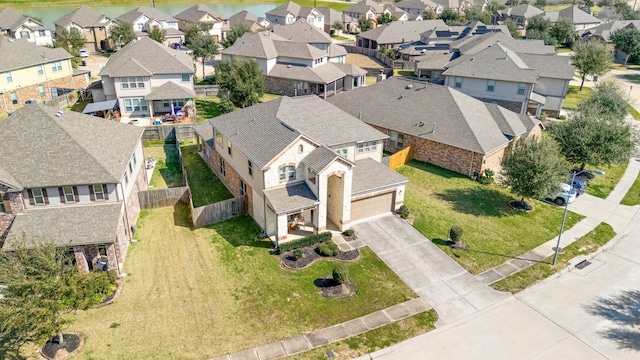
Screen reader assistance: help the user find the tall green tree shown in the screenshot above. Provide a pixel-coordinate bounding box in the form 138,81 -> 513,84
505,19 -> 521,39
609,26 -> 640,66
526,15 -> 552,33
440,8 -> 462,25
215,57 -> 265,108
463,7 -> 491,24
55,27 -> 86,54
109,20 -> 136,48
222,23 -> 251,48
377,13 -> 397,25
581,78 -> 629,120
148,25 -> 166,43
550,19 -> 576,47
190,34 -> 220,79
358,16 -> 374,32
571,40 -> 613,90
501,136 -> 569,209
423,9 -> 437,20
185,23 -> 214,46
486,0 -> 505,14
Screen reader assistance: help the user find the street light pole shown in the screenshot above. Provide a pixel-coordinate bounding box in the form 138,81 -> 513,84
629,85 -> 633,101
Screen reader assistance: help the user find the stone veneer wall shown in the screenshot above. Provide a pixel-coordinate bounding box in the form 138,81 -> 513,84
265,76 -> 319,97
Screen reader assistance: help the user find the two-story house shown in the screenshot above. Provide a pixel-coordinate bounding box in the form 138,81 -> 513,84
174,4 -> 230,43
0,7 -> 53,46
356,19 -> 446,49
266,1 -> 325,30
0,104 -> 147,274
97,37 -> 195,119
116,6 -> 184,45
229,10 -> 271,32
543,6 -> 601,30
53,6 -> 113,52
0,37 -> 89,116
193,96 -> 407,243
317,7 -> 358,34
396,0 -> 444,17
494,4 -> 544,29
344,0 -> 384,26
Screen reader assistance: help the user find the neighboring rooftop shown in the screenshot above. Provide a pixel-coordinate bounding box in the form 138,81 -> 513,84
221,31 -> 285,59
174,3 -> 228,22
0,37 -> 70,72
358,20 -> 446,45
543,6 -> 600,25
117,6 -> 177,24
451,31 -> 555,55
272,19 -> 332,44
344,0 -> 384,14
498,4 -> 544,19
580,20 -> 640,42
0,6 -> 47,31
53,6 -> 109,28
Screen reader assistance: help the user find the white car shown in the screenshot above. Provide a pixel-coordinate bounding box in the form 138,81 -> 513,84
551,183 -> 577,206
79,49 -> 89,58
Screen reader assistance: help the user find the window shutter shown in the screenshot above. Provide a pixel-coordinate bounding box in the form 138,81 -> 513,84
58,187 -> 65,203
27,189 -> 34,205
43,188 -> 49,205
73,186 -> 79,202
103,184 -> 109,200
89,185 -> 95,201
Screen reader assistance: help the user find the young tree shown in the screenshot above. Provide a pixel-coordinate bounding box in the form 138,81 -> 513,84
377,13 -> 398,25
423,9 -> 437,20
222,23 -> 251,48
333,20 -> 344,31
185,23 -> 214,47
501,136 -> 569,209
609,27 -> 640,66
464,7 -> 491,24
215,57 -> 265,108
505,19 -> 521,39
526,28 -> 558,45
148,25 -> 166,43
486,0 -> 505,14
190,34 -> 220,79
440,8 -> 462,25
581,78 -> 629,119
358,16 -> 374,32
550,19 -> 576,47
109,20 -> 136,48
526,15 -> 552,33
55,27 -> 86,54
571,40 -> 613,90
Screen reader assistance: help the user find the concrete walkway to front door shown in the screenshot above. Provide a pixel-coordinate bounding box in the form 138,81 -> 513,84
350,215 -> 510,326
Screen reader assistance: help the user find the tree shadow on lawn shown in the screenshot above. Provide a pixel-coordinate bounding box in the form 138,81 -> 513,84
172,204 -> 193,228
405,160 -> 469,180
435,187 -> 516,217
584,290 -> 640,351
431,238 -> 548,264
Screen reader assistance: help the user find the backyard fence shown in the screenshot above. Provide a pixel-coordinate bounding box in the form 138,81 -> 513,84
142,125 -> 196,142
44,90 -> 80,109
192,197 -> 246,228
195,85 -> 219,97
388,145 -> 415,170
341,45 -> 412,70
139,187 -> 190,209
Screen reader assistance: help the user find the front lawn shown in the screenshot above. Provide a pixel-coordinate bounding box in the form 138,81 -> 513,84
180,143 -> 232,206
397,161 -> 584,275
621,171 -> 640,206
584,162 -> 628,199
562,85 -> 593,110
68,208 -> 416,359
143,143 -> 185,189
623,74 -> 640,82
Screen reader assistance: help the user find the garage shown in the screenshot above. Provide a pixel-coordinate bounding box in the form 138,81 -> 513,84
350,192 -> 395,222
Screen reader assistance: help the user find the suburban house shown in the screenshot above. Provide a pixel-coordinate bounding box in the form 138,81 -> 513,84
317,7 -> 358,34
396,0 -> 444,17
543,6 -> 601,30
229,10 -> 271,32
344,0 -> 385,26
494,4 -> 544,29
53,6 -> 113,52
221,28 -> 366,97
0,104 -> 146,274
356,20 -> 447,49
193,96 -> 408,243
0,7 -> 53,46
329,77 -> 542,177
580,20 -> 640,42
0,37 -> 89,116
266,1 -> 325,30
96,37 -> 195,119
116,6 -> 185,45
174,3 -> 230,43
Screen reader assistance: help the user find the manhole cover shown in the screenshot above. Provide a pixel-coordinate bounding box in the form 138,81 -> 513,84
575,260 -> 591,270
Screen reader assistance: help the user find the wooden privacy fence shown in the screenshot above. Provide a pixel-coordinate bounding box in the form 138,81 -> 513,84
142,125 -> 196,142
342,45 -> 412,70
194,85 -> 219,97
192,197 -> 246,228
139,187 -> 190,209
388,145 -> 415,170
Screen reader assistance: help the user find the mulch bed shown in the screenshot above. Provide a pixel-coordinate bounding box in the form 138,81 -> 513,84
280,246 -> 360,270
40,333 -> 82,360
315,278 -> 357,298
341,233 -> 359,242
95,279 -> 123,308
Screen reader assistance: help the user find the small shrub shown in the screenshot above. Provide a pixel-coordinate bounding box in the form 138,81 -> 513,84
293,248 -> 303,260
478,168 -> 495,185
397,205 -> 410,219
317,241 -> 339,257
277,232 -> 332,252
110,322 -> 120,329
343,229 -> 355,237
218,96 -> 235,114
332,264 -> 349,284
558,115 -> 566,120
450,226 -> 464,242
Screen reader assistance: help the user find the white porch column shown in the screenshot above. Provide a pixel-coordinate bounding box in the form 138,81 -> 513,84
276,213 -> 288,242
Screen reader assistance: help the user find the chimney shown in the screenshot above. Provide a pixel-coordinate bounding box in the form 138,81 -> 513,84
376,68 -> 386,83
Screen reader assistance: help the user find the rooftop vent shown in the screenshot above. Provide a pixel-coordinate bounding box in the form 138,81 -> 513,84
287,64 -> 292,68
55,110 -> 64,117
406,84 -> 413,89
417,121 -> 426,127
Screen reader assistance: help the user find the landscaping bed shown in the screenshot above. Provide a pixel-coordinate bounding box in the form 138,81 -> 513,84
280,246 -> 360,269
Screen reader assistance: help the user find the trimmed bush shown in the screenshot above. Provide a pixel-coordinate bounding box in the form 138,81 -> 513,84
449,226 -> 463,242
332,264 -> 349,284
293,249 -> 303,260
478,168 -> 495,185
277,232 -> 332,252
318,241 -> 339,257
397,205 -> 410,219
343,229 -> 355,237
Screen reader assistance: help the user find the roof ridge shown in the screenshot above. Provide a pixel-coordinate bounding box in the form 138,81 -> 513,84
447,88 -> 487,153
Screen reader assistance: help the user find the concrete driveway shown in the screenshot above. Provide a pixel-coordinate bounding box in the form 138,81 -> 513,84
351,215 -> 509,326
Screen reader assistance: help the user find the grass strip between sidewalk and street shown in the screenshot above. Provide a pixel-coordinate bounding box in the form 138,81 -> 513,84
490,222 -> 616,294
585,162 -> 629,199
621,172 -> 640,206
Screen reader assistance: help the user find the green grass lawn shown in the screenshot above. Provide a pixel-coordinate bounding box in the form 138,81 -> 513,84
143,143 -> 185,189
491,222 -> 615,293
195,97 -> 221,124
584,162 -> 629,199
397,161 -> 584,275
556,47 -> 573,53
621,171 -> 640,206
68,207 -> 417,359
624,74 -> 640,82
394,69 -> 415,77
562,85 -> 593,110
331,35 -> 352,41
627,103 -> 640,120
180,144 -> 233,207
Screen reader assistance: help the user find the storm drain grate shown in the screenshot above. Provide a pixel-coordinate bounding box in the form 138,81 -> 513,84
575,260 -> 592,270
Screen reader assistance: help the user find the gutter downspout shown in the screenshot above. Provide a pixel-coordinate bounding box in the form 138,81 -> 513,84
468,151 -> 475,178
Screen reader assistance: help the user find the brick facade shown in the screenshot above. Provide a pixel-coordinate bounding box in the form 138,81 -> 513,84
265,76 -> 319,97
0,185 -> 25,239
1,74 -> 89,115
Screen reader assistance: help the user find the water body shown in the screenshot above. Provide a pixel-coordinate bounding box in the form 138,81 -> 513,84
21,3 -> 274,31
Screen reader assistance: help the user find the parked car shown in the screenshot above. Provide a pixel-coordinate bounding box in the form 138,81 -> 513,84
79,49 -> 89,58
162,114 -> 177,122
547,183 -> 577,206
571,176 -> 588,195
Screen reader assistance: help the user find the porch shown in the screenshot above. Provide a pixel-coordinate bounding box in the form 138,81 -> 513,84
264,182 -> 321,245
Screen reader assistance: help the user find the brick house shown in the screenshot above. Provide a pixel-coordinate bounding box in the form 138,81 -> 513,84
0,104 -> 147,274
53,6 -> 114,52
174,4 -> 230,43
0,37 -> 89,116
0,7 -> 54,46
193,96 -> 407,243
329,77 -> 542,177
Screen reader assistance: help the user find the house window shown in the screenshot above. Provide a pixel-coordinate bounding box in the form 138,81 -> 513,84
32,188 -> 45,204
181,73 -> 190,82
279,165 -> 295,181
10,92 -> 17,105
219,158 -> 226,176
62,186 -> 75,202
307,167 -> 316,184
163,100 -> 170,107
240,180 -> 247,196
132,153 -> 137,166
121,77 -> 145,89
298,144 -> 303,153
433,71 -> 441,80
172,99 -> 185,107
37,65 -> 44,76
454,77 -> 463,88
337,148 -> 347,158
124,172 -> 129,185
39,30 -> 46,36
5,71 -> 12,82
38,85 -> 45,97
487,80 -> 495,92
248,160 -> 253,177
357,141 -> 377,153
98,245 -> 108,257
85,27 -> 92,34
0,200 -> 5,213
20,31 -> 29,39
227,140 -> 232,156
51,61 -> 62,72
215,130 -> 222,148
124,98 -> 148,112
390,131 -> 404,148
93,184 -> 105,200
297,81 -> 308,91
128,162 -> 133,175
517,83 -> 527,95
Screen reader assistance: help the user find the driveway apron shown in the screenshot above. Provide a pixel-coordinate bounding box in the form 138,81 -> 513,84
352,215 -> 510,326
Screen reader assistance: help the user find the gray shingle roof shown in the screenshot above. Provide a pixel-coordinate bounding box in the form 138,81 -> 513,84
267,1 -> 303,17
274,40 -> 326,60
518,53 -> 574,80
396,0 -> 432,11
174,4 -> 227,23
0,36 -> 71,72
221,31 -> 284,59
451,31 -> 554,55
0,104 -> 143,189
329,43 -> 348,58
193,123 -> 214,148
485,103 -> 528,137
317,7 -> 354,24
502,4 -> 544,18
332,62 -> 368,76
272,19 -> 332,44
357,20 -> 446,45
229,10 -> 270,30
53,6 -> 110,28
3,202 -> 123,249
98,37 -> 193,77
145,81 -> 195,100
264,182 -> 318,214
208,96 -> 386,169
117,6 -> 177,24
268,62 -> 346,83
415,51 -> 455,69
544,6 -> 600,25
0,7 -> 48,31
581,20 -> 640,42
328,77 -> 515,154
345,0 -> 384,15
302,145 -> 343,173
351,158 -> 408,195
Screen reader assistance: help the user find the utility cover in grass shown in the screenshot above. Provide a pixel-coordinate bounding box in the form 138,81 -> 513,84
41,333 -> 81,360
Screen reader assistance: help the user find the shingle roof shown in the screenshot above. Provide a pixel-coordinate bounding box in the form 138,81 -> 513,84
415,51 -> 454,69
117,6 -> 177,24
0,37 -> 71,72
268,63 -> 347,85
451,31 -> 554,55
502,4 -> 544,18
357,20 -> 446,45
317,7 -> 354,24
174,3 -> 227,23
485,103 -> 528,137
345,0 -> 384,14
0,104 -> 143,189
273,40 -> 326,60
267,1 -> 303,17
329,77 -> 516,154
145,81 -> 195,100
98,37 -> 193,77
3,203 -> 123,249
229,10 -> 270,30
581,20 -> 640,42
545,6 -> 600,25
0,7 -> 41,31
302,145 -> 343,173
332,62 -> 368,76
193,123 -> 214,148
396,0 -> 432,11
351,158 -> 408,195
329,43 -> 348,58
53,6 -> 109,28
263,182 -> 318,214
208,96 -> 386,169
221,31 -> 283,59
518,53 -> 574,80
272,19 -> 332,44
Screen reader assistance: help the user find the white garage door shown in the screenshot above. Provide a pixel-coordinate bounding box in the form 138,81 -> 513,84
350,192 -> 394,222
